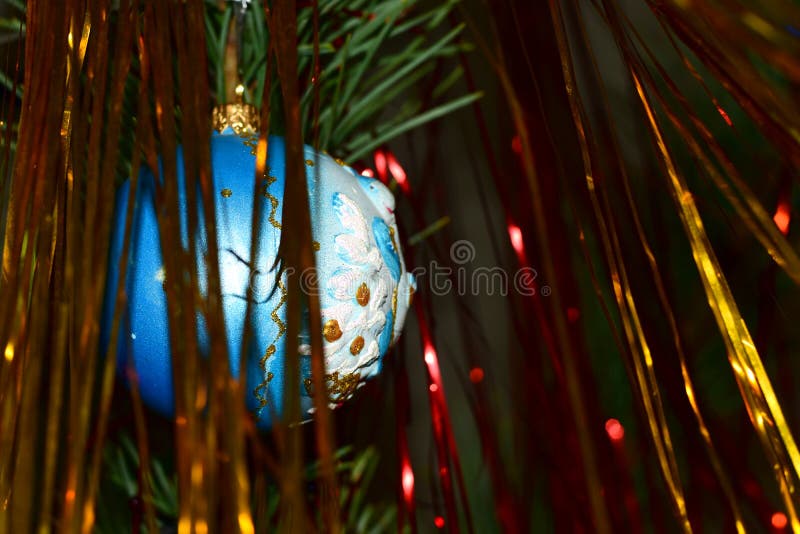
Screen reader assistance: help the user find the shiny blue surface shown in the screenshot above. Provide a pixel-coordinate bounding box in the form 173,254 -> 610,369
102,132 -> 414,428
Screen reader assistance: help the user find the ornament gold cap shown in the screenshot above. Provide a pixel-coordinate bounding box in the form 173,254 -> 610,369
212,103 -> 260,136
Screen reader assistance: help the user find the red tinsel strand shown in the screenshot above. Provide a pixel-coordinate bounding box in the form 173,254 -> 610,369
385,151 -> 410,195
396,360 -> 418,534
447,24 -> 592,520
504,216 -> 564,383
773,199 -> 791,235
374,148 -> 389,185
378,148 -> 478,532
372,148 -> 410,195
414,298 -> 464,533
605,419 -> 643,530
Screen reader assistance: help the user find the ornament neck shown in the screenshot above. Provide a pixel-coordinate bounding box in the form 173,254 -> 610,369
212,103 -> 260,136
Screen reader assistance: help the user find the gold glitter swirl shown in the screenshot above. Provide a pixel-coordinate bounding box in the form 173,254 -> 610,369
390,287 -> 398,346
384,227 -> 401,344
242,133 -> 258,156
260,175 -> 282,229
271,280 -> 288,344
253,279 -> 288,410
259,345 -> 276,368
303,372 -> 362,404
254,345 -> 276,410
329,372 -> 361,401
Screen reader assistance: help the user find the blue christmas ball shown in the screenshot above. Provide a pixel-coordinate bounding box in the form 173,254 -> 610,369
102,126 -> 414,428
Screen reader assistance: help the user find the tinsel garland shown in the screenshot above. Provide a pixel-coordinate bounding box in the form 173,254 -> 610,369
2,0 -> 800,532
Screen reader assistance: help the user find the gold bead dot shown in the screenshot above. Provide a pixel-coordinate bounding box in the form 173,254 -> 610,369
221,188 -> 232,198
356,283 -> 370,307
305,159 -> 314,166
312,241 -> 321,251
323,319 -> 342,342
350,336 -> 365,355
334,158 -> 346,166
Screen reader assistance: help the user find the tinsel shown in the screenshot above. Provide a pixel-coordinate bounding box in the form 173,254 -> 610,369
2,0 -> 800,532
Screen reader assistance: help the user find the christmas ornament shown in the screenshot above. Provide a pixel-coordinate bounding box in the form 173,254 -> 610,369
102,104 -> 415,428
